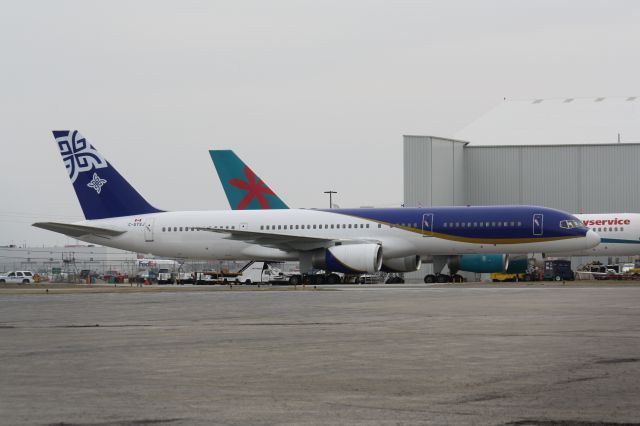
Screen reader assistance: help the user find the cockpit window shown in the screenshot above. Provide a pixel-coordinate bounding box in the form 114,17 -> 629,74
560,219 -> 584,229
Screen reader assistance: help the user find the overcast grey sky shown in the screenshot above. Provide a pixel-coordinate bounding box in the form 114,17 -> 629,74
1,0 -> 639,246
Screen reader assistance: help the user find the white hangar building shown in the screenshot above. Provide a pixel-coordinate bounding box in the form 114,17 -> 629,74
404,97 -> 640,275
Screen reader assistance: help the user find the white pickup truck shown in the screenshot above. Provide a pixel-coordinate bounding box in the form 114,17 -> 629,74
0,271 -> 35,284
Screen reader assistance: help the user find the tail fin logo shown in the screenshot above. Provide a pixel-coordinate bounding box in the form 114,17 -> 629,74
56,130 -> 108,183
87,172 -> 107,194
228,165 -> 276,209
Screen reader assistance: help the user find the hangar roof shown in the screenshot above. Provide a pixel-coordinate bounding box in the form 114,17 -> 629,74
455,97 -> 640,146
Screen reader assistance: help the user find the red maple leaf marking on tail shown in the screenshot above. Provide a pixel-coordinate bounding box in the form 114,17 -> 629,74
228,166 -> 275,209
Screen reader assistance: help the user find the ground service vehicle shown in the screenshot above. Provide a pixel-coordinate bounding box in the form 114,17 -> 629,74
235,262 -> 292,284
491,272 -> 526,282
0,271 -> 35,284
542,260 -> 574,281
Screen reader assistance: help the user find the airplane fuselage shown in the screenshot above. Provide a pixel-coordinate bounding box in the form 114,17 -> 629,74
74,206 -> 599,261
555,213 -> 640,256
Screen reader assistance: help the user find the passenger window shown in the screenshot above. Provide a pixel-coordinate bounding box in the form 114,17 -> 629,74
260,226 -> 264,230
473,222 -> 477,227
330,224 -> 334,229
348,224 -> 352,229
614,227 -> 618,232
461,223 -> 466,228
510,221 -> 515,226
455,222 -> 460,227
360,224 -> 364,228
162,227 -> 166,232
180,227 -> 183,231
497,222 -> 502,227
278,225 -> 282,230
517,221 -> 522,227
17,272 -> 23,277
609,227 -> 613,232
174,227 -> 177,231
621,227 -> 624,231
444,223 -> 448,228
378,224 -> 382,228
313,225 -> 316,229
479,222 -> 484,227
366,224 -> 370,228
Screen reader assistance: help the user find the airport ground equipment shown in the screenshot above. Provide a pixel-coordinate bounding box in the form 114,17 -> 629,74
542,259 -> 575,281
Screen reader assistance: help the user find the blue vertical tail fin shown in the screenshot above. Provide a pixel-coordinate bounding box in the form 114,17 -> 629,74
53,130 -> 162,220
209,150 -> 289,210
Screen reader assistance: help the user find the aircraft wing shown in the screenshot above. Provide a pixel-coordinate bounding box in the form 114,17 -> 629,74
32,222 -> 126,239
195,227 -> 376,251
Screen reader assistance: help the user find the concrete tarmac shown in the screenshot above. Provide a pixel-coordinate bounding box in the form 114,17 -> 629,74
1,285 -> 640,425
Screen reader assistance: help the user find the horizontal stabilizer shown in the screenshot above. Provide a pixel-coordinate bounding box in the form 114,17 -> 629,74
32,222 -> 125,239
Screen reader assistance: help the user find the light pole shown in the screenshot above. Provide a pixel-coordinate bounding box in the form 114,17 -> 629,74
324,190 -> 337,208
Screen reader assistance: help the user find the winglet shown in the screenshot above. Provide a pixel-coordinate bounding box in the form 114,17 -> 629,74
209,150 -> 289,210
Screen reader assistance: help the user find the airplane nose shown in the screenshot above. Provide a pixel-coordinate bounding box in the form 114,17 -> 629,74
585,229 -> 601,248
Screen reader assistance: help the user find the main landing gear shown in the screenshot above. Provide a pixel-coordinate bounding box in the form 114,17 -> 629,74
424,274 -> 464,284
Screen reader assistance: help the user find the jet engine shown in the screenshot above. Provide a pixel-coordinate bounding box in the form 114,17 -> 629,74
311,244 -> 383,274
381,255 -> 422,273
447,254 -> 529,274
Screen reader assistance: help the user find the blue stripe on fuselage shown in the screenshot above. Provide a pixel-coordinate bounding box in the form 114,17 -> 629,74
321,206 -> 587,241
601,238 -> 640,245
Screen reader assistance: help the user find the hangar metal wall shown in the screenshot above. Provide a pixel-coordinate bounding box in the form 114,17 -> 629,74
403,135 -> 466,208
464,143 -> 640,213
405,136 -> 640,215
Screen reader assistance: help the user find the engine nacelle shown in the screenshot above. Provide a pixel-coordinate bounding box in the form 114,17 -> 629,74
505,256 -> 528,273
447,254 -> 529,274
312,244 -> 382,273
448,254 -> 508,273
381,255 -> 422,273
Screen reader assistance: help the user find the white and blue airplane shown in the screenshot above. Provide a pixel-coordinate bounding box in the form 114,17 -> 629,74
33,131 -> 600,284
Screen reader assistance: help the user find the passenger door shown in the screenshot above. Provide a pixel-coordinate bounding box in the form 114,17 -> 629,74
422,213 -> 434,237
144,219 -> 154,242
533,213 -> 543,236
